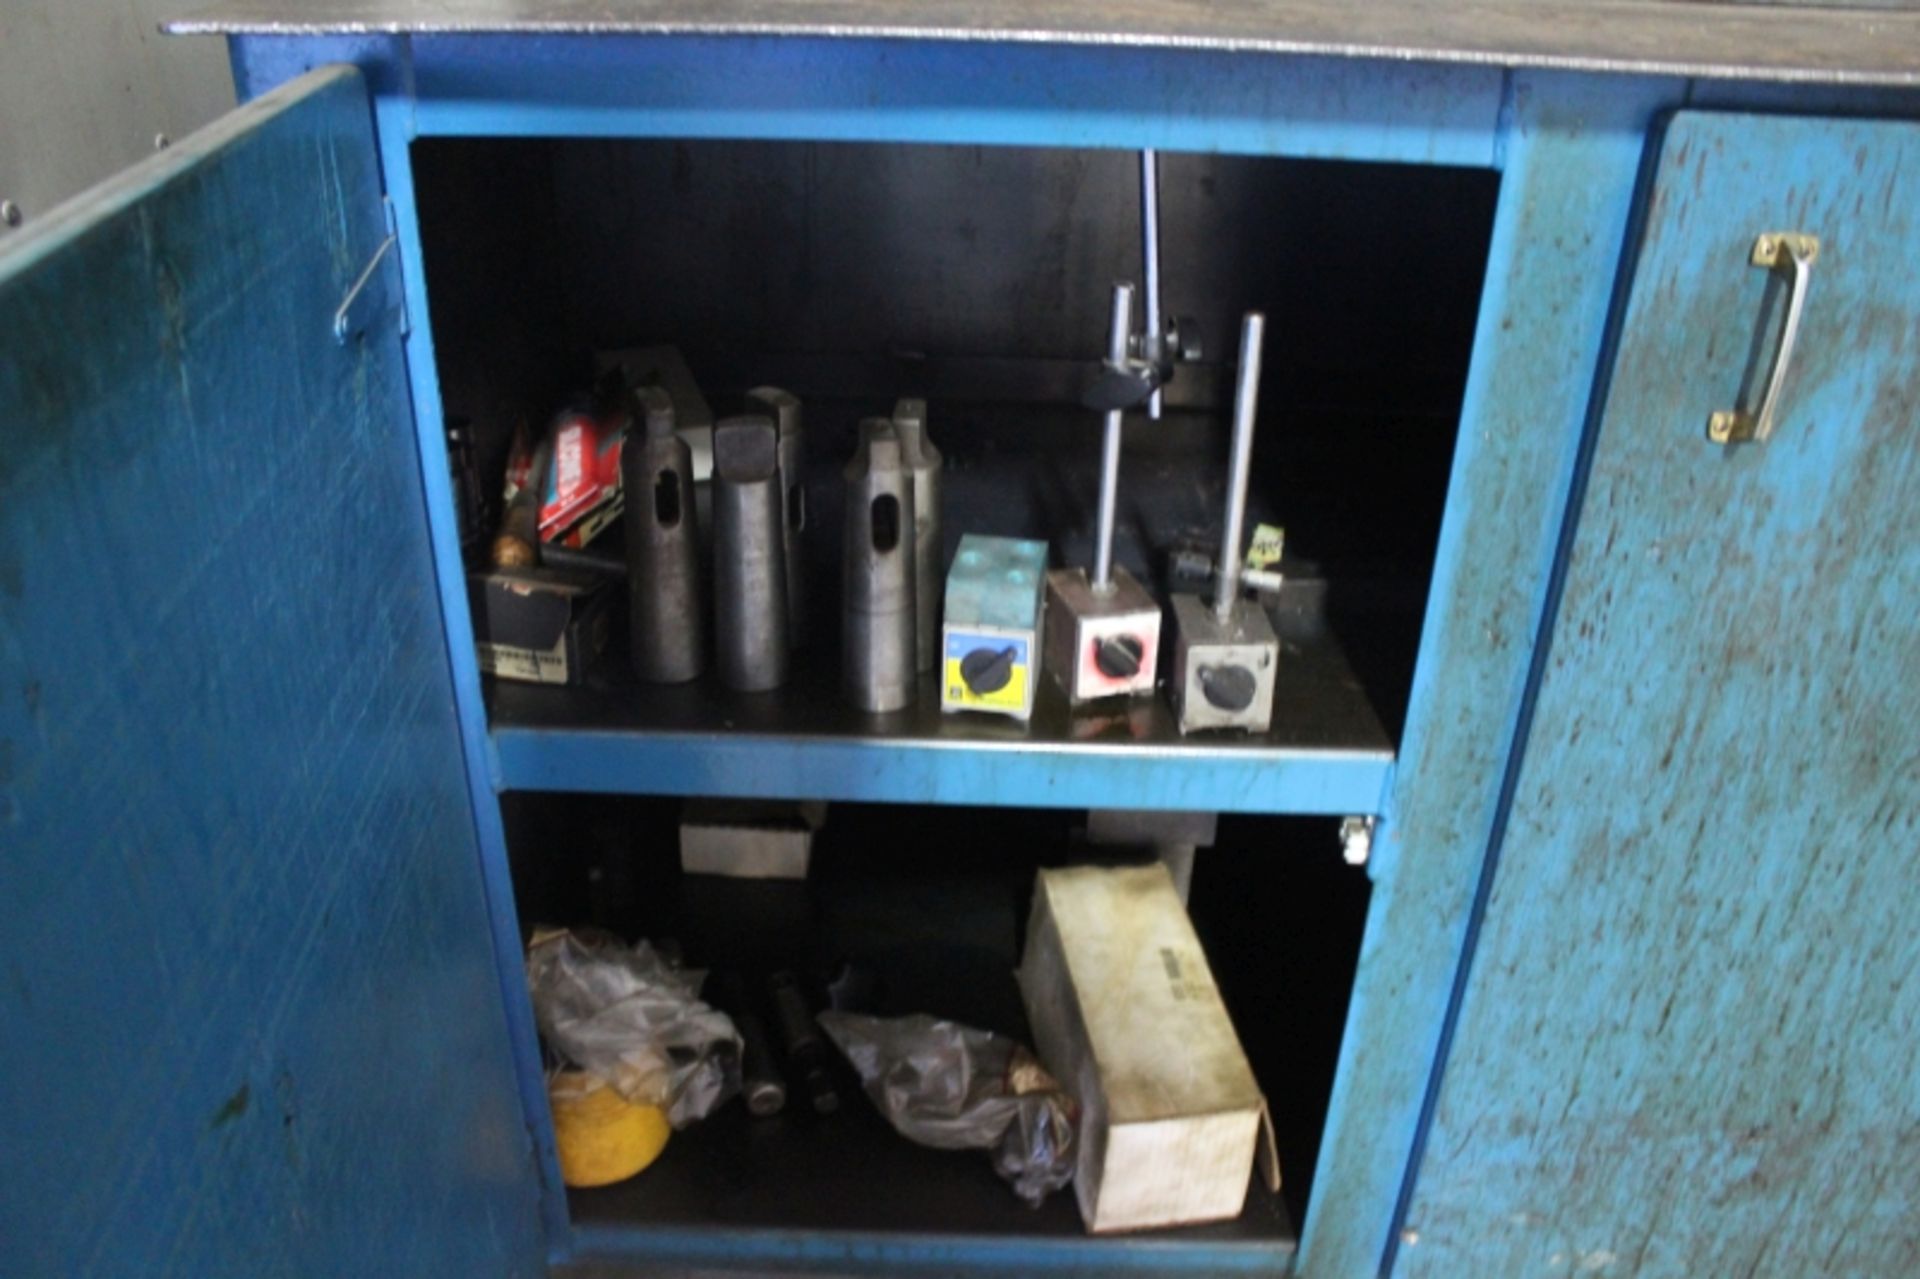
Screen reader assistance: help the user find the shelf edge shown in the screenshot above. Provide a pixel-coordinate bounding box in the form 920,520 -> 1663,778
565,1221 -> 1297,1274
492,726 -> 1393,815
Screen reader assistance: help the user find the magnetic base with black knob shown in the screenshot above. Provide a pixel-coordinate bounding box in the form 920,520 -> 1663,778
960,645 -> 1018,695
1043,566 -> 1162,705
940,534 -> 1049,721
1198,662 -> 1260,713
1094,633 -> 1145,680
1169,592 -> 1278,734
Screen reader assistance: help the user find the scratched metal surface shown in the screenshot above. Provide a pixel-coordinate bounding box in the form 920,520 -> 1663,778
0,67 -> 546,1275
1292,73 -> 1675,1279
163,0 -> 1920,86
218,34 -> 1678,1272
1399,113 -> 1920,1276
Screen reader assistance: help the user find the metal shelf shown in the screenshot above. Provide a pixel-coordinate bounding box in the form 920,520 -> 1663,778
487,400 -> 1404,814
488,585 -> 1391,814
552,827 -> 1300,1273
562,1099 -> 1294,1274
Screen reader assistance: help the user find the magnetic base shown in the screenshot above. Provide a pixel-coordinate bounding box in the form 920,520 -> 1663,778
1044,567 -> 1162,704
1170,594 -> 1278,734
941,623 -> 1039,720
942,536 -> 1049,720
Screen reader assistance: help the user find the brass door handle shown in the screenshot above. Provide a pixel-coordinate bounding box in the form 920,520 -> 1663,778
1708,232 -> 1819,444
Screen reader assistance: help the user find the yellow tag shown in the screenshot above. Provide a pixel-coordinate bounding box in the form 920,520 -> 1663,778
944,654 -> 1030,712
942,631 -> 1032,715
1246,523 -> 1286,570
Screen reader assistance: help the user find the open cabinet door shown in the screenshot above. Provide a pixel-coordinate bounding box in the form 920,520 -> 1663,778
1395,113 -> 1920,1275
0,67 -> 547,1275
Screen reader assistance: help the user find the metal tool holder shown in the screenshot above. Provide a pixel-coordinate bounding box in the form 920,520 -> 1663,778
941,534 -> 1049,721
624,384 -> 707,683
712,415 -> 791,692
1044,281 -> 1164,705
1170,312 -> 1280,734
890,397 -> 943,673
842,418 -> 918,713
745,386 -> 808,647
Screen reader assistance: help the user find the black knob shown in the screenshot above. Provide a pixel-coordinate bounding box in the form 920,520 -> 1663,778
1168,314 -> 1204,363
960,646 -> 1016,695
1095,634 -> 1144,679
1199,663 -> 1258,712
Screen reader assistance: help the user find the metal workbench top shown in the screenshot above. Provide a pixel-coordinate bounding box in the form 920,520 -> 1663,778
167,0 -> 1920,87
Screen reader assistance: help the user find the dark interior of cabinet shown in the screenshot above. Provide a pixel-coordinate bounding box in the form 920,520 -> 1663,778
413,138 -> 1496,741
505,795 -> 1369,1249
417,138 -> 1494,1255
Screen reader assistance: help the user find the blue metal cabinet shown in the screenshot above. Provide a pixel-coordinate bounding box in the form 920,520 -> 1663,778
6,22 -> 1920,1279
1392,112 -> 1920,1277
198,41 -> 1677,1273
0,67 -> 548,1276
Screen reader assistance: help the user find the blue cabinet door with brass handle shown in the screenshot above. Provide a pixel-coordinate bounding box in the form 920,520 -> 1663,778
1396,111 -> 1920,1277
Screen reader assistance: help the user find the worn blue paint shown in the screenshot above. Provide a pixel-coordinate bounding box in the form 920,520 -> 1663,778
228,32 -> 576,1255
208,30 -> 1920,1279
1298,71 -> 1681,1279
229,31 -> 413,102
409,35 -> 1504,164
1399,112 -> 1920,1277
218,32 -> 1649,1277
493,725 -> 1391,815
1372,85 -> 1677,1279
0,67 -> 544,1276
571,1222 -> 1290,1273
374,67 -> 579,1260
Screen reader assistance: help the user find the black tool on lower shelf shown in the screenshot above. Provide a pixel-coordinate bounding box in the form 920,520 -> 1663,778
710,971 -> 787,1118
768,969 -> 841,1116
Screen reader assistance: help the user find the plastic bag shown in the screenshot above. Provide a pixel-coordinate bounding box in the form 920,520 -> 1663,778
525,929 -> 740,1128
818,1011 -> 1076,1206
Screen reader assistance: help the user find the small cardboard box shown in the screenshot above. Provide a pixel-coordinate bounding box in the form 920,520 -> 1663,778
680,800 -> 828,880
1018,863 -> 1279,1233
469,568 -> 615,686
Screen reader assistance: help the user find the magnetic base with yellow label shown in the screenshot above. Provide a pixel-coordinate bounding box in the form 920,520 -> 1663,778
941,535 -> 1049,722
943,627 -> 1035,718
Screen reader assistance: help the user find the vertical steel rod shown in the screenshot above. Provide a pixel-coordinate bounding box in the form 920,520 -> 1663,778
1214,311 -> 1266,620
1093,280 -> 1135,592
1140,149 -> 1164,420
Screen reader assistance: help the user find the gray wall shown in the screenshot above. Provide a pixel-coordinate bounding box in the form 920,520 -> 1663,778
0,1 -> 232,231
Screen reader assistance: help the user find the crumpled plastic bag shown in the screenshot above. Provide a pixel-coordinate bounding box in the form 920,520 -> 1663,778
818,1011 -> 1076,1206
525,929 -> 740,1128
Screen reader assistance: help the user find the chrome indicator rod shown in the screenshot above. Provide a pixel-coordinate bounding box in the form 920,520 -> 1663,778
1093,280 -> 1135,592
1141,149 -> 1164,420
1214,312 -> 1266,621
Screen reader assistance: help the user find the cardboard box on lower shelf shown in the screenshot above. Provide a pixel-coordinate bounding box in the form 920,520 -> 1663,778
1019,862 -> 1280,1233
679,800 -> 829,880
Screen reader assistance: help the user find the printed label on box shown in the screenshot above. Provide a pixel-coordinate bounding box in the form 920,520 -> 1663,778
1246,523 -> 1286,571
476,641 -> 569,685
943,630 -> 1031,714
